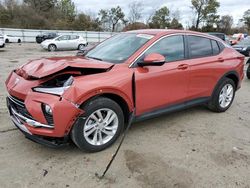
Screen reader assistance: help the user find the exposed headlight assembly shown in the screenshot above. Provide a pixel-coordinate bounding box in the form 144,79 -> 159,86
242,47 -> 247,51
33,76 -> 74,96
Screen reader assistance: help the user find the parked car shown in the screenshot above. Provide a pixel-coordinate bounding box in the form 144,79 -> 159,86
207,32 -> 226,41
41,35 -> 88,51
36,32 -> 58,44
4,35 -> 21,43
0,35 -> 5,48
233,39 -> 250,57
230,33 -> 244,45
5,30 -> 245,152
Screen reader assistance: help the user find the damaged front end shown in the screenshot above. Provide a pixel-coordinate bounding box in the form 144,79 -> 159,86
5,57 -> 115,147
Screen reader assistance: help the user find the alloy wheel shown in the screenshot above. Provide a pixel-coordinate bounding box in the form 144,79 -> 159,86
83,108 -> 119,146
49,45 -> 56,51
219,84 -> 234,108
79,44 -> 85,51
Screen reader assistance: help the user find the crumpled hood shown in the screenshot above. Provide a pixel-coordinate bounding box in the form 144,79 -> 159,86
16,56 -> 114,79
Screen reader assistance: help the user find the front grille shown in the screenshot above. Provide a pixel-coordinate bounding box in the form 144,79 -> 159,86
7,95 -> 33,120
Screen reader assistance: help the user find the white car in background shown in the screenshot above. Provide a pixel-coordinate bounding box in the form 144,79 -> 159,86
4,35 -> 22,43
41,35 -> 88,51
0,35 -> 5,48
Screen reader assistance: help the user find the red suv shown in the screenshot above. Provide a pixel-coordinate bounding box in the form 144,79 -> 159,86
5,30 -> 244,152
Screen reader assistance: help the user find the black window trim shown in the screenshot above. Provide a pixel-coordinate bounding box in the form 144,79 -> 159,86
211,39 -> 220,55
131,34 -> 187,68
186,34 -> 224,60
129,33 -> 226,68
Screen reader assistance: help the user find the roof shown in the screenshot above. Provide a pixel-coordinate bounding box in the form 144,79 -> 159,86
127,29 -> 205,35
127,29 -> 224,42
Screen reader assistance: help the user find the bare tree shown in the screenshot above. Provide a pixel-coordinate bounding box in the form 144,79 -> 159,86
128,1 -> 143,24
217,15 -> 233,34
98,6 -> 125,32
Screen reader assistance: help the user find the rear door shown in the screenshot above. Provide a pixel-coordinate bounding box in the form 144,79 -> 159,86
134,35 -> 190,115
56,35 -> 70,49
185,35 -> 223,100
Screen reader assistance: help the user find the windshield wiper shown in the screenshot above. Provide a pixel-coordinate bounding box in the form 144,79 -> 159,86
87,56 -> 103,61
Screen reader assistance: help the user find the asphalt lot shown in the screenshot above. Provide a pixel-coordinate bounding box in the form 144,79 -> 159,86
0,43 -> 250,188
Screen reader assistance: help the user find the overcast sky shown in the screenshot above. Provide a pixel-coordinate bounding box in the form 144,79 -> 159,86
73,0 -> 248,27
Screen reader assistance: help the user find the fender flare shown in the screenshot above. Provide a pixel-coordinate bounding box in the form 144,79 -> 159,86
76,88 -> 134,112
211,70 -> 240,97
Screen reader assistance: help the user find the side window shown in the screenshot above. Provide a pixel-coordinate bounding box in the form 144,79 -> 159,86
70,35 -> 79,40
188,36 -> 213,58
57,35 -> 69,41
142,35 -> 185,62
211,40 -> 220,55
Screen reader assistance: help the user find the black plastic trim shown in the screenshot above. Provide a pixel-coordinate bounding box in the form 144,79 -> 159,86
134,97 -> 210,122
212,70 -> 240,92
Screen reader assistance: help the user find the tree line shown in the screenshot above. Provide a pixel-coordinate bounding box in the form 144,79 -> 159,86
0,0 -> 250,34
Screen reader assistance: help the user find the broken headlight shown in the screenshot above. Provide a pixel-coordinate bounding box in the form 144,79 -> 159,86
33,76 -> 74,96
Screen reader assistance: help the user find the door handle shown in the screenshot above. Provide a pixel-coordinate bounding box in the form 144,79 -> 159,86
218,57 -> 224,62
177,64 -> 189,70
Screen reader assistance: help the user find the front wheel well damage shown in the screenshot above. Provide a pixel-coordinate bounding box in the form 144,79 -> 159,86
79,93 -> 131,126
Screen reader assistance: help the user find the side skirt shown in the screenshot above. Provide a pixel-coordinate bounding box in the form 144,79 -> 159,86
134,97 -> 210,123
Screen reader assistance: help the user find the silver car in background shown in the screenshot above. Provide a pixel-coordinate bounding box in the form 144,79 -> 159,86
4,35 -> 22,43
0,35 -> 5,48
41,35 -> 88,51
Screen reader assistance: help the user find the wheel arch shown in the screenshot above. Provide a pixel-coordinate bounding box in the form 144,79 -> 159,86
78,91 -> 134,125
49,43 -> 57,47
212,71 -> 240,96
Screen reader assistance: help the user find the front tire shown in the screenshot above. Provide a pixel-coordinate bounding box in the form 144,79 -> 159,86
71,97 -> 124,152
247,64 -> 250,79
18,39 -> 21,43
48,44 -> 56,52
208,78 -> 236,112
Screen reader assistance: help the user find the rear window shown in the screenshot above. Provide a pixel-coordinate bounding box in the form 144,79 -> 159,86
188,36 -> 213,58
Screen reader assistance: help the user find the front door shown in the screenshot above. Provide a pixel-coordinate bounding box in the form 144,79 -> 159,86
134,35 -> 189,115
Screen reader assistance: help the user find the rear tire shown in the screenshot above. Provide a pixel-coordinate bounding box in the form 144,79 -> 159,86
5,39 -> 9,43
48,44 -> 56,52
247,64 -> 250,79
71,97 -> 124,152
18,39 -> 21,43
208,78 -> 236,112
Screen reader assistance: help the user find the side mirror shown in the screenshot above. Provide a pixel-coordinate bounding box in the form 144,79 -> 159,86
137,53 -> 165,67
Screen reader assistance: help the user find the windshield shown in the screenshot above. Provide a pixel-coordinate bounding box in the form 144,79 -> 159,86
86,33 -> 154,64
238,39 -> 250,45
